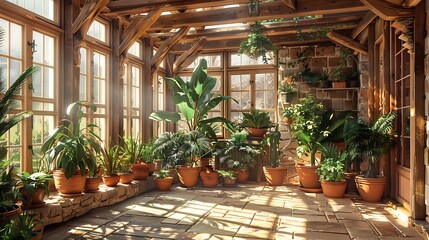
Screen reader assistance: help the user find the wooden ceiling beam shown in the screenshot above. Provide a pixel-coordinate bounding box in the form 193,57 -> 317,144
148,0 -> 368,30
281,0 -> 296,10
405,0 -> 421,7
72,0 -> 110,35
173,38 -> 206,74
174,50 -> 203,73
359,0 -> 414,20
119,9 -> 163,54
106,0 -> 250,16
151,27 -> 191,69
327,31 -> 368,55
351,11 -> 377,39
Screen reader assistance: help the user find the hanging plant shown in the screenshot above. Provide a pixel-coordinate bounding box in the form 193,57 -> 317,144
238,23 -> 276,64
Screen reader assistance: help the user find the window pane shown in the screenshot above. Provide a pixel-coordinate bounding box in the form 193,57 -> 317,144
7,0 -> 55,21
87,20 -> 107,43
43,67 -> 54,98
10,23 -> 22,58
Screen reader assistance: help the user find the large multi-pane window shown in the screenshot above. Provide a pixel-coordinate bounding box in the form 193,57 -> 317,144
153,72 -> 166,136
123,64 -> 141,138
230,52 -> 275,66
6,0 -> 55,22
186,54 -> 222,69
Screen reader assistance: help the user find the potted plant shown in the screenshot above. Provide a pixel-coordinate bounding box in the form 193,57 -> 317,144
41,101 -> 102,197
140,139 -> 156,176
200,165 -> 219,188
238,22 -> 276,64
123,137 -> 149,180
345,71 -> 359,88
0,160 -> 20,225
332,47 -> 353,88
288,96 -> 346,192
15,172 -> 52,208
344,112 -> 396,202
241,109 -> 273,137
216,132 -> 260,183
263,125 -> 287,186
278,81 -> 296,103
99,145 -> 122,187
117,146 -> 134,184
84,165 -> 102,193
0,211 -> 44,239
316,143 -> 347,198
218,170 -> 237,186
155,170 -> 173,191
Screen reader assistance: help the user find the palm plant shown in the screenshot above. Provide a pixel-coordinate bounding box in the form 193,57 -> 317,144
99,145 -> 122,176
241,109 -> 273,129
343,112 -> 396,178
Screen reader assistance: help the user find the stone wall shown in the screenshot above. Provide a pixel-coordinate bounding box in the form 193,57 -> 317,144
357,54 -> 369,122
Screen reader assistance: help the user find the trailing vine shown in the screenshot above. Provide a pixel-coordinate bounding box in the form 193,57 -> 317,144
238,22 -> 276,64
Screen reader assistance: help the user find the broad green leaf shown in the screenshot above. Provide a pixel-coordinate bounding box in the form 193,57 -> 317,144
149,111 -> 181,123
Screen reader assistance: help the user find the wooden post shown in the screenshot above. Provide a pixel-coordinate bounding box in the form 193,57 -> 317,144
382,20 -> 391,196
368,23 -> 375,122
142,38 -> 154,142
410,0 -> 426,220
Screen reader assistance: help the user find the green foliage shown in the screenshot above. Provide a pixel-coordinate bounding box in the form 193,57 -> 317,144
0,211 -> 42,239
300,65 -> 323,85
316,143 -> 346,181
156,170 -> 170,179
238,23 -> 276,64
15,172 -> 52,205
217,170 -> 237,180
241,109 -> 273,129
344,112 -> 396,178
332,47 -> 354,82
99,145 -> 122,176
121,137 -> 144,165
139,138 -> 156,163
150,59 -> 235,140
41,101 -> 103,179
264,125 -> 281,168
216,132 -> 260,170
0,159 -> 19,213
277,81 -> 296,94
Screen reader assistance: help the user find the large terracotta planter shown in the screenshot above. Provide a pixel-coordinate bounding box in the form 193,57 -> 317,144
53,169 -> 86,196
235,169 -> 250,183
102,175 -> 120,187
84,176 -> 101,193
176,166 -> 199,187
295,165 -> 322,192
20,188 -> 46,207
155,177 -> 173,191
200,171 -> 219,188
0,204 -> 21,225
131,163 -> 149,180
246,127 -> 268,137
119,172 -> 134,184
263,166 -> 287,186
321,181 -> 347,198
355,176 -> 387,202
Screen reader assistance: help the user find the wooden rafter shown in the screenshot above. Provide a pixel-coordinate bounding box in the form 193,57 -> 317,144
174,50 -> 203,74
405,0 -> 421,7
151,27 -> 191,69
351,11 -> 377,39
173,38 -> 206,74
359,0 -> 414,21
327,31 -> 368,55
72,0 -> 110,35
281,0 -> 296,10
148,0 -> 367,31
119,9 -> 163,54
106,0 -> 250,16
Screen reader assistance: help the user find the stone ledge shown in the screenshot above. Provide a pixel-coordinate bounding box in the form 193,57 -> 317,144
28,172 -> 177,226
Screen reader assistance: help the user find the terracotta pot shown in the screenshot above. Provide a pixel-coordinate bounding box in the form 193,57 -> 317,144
131,163 -> 149,180
246,127 -> 268,137
48,180 -> 56,193
235,169 -> 250,183
345,172 -> 358,193
176,166 -> 199,187
148,163 -> 156,176
223,176 -> 236,185
102,175 -> 120,187
263,166 -> 287,186
355,176 -> 387,202
32,229 -> 43,240
155,177 -> 173,191
321,181 -> 347,198
84,176 -> 101,193
20,187 -> 46,207
53,169 -> 86,196
119,172 -> 134,184
283,117 -> 292,124
332,81 -> 347,88
199,157 -> 211,168
295,165 -> 322,192
0,204 -> 21,225
200,171 -> 219,188
154,159 -> 163,172
32,220 -> 44,240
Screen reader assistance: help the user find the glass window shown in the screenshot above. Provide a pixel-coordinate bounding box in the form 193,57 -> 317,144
186,55 -> 222,69
230,52 -> 275,66
87,20 -> 107,43
7,0 -> 55,21
128,41 -> 141,59
153,72 -> 166,136
124,64 -> 142,138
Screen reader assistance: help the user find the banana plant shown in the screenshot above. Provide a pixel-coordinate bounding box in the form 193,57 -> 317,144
150,59 -> 236,139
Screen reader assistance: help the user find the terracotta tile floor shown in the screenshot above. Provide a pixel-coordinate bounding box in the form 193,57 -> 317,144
43,182 -> 423,239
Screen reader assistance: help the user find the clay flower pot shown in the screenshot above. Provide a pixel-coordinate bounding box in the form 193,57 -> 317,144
102,175 -> 120,187
332,81 -> 347,88
84,176 -> 101,193
321,181 -> 347,198
223,176 -> 236,185
200,171 -> 219,188
155,177 -> 173,191
355,176 -> 387,202
295,164 -> 322,192
176,166 -> 199,187
119,172 -> 134,184
263,166 -> 287,186
0,205 -> 21,225
131,163 -> 149,180
148,163 -> 156,176
53,169 -> 86,196
246,127 -> 268,137
20,188 -> 46,207
235,169 -> 250,183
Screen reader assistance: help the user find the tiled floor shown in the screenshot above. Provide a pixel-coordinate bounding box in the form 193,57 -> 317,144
43,182 -> 423,239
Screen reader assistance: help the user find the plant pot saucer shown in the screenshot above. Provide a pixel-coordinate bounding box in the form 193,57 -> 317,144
83,189 -> 99,193
59,192 -> 83,198
23,202 -> 45,209
299,186 -> 323,193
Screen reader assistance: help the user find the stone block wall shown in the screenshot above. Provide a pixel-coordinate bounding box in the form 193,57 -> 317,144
358,53 -> 369,122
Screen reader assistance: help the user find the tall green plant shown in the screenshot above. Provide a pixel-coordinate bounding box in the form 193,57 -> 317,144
316,143 -> 347,181
41,101 -> 103,179
99,145 -> 122,176
216,132 -> 260,170
344,112 -> 396,178
264,125 -> 281,168
150,59 -> 235,139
